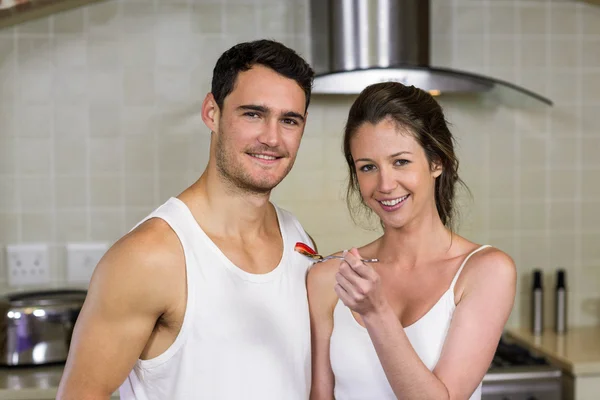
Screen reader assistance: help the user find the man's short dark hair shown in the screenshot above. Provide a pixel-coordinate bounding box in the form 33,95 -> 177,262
211,39 -> 314,113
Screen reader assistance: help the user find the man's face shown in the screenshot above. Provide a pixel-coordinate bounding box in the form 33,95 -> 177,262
208,65 -> 307,195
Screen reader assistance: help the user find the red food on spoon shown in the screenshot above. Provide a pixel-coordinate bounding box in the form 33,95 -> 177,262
294,242 -> 316,256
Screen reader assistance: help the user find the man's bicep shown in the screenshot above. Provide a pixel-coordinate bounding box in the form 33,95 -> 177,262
57,240 -> 170,399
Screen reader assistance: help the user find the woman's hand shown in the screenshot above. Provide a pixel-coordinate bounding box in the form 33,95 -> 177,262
334,248 -> 388,317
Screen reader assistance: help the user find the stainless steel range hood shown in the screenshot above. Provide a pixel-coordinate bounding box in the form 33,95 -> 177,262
309,0 -> 553,106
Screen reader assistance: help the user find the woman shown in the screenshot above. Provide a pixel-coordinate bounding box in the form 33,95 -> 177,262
308,82 -> 516,400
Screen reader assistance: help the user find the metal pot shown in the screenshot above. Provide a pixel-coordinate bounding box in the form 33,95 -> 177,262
0,289 -> 86,366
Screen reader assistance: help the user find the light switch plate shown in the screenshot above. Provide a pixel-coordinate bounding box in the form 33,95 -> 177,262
66,242 -> 109,284
6,244 -> 50,286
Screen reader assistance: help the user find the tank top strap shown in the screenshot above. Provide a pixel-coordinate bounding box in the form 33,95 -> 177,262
449,245 -> 492,292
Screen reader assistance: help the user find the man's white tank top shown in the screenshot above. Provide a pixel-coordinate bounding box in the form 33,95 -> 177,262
118,197 -> 314,400
330,245 -> 491,400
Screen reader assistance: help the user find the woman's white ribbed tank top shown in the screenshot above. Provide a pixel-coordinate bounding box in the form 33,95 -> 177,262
119,197 -> 314,400
330,245 -> 491,400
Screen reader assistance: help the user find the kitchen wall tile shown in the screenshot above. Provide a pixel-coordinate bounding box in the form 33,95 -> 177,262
87,37 -> 121,70
17,38 -> 52,72
87,1 -> 120,37
124,136 -> 155,174
21,212 -> 53,242
0,177 -> 17,212
54,177 -> 87,209
548,200 -> 576,231
581,106 -> 600,136
54,136 -> 86,174
520,201 -> 547,231
548,233 -> 577,270
19,177 -> 53,211
582,170 -> 600,198
53,8 -> 85,35
89,104 -> 121,137
519,39 -> 547,69
55,105 -> 90,137
90,137 -> 123,174
489,5 -> 514,35
90,209 -> 124,243
53,36 -> 87,69
90,176 -> 122,208
120,34 -> 156,68
582,39 -> 600,69
520,136 -> 547,168
0,213 -> 19,243
582,72 -> 600,104
518,4 -> 549,35
0,138 -> 16,174
190,3 -> 223,34
520,169 -> 547,201
53,68 -> 88,105
548,138 -> 577,168
582,4 -> 600,35
582,233 -> 600,263
549,170 -> 578,201
581,137 -> 600,168
581,202 -> 600,231
124,69 -> 156,107
16,17 -> 50,36
56,210 -> 89,242
548,72 -> 578,105
17,138 -> 51,175
489,38 -> 515,68
124,176 -> 155,207
550,4 -> 578,35
223,4 -> 257,36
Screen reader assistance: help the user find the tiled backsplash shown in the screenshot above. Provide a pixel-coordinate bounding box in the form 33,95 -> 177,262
0,0 -> 598,328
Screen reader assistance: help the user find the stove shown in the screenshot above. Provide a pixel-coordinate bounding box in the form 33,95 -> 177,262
482,337 -> 563,400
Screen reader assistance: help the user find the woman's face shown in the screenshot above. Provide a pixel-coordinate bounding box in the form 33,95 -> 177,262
350,118 -> 442,229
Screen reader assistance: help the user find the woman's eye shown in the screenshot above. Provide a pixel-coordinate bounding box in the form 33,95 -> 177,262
359,164 -> 375,172
395,159 -> 410,166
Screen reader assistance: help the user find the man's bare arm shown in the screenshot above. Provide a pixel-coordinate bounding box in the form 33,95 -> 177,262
57,219 -> 185,400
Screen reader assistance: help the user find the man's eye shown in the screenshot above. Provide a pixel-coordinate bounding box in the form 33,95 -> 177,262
244,112 -> 260,118
282,118 -> 298,125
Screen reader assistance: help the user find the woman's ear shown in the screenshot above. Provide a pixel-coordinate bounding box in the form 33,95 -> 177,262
431,161 -> 443,178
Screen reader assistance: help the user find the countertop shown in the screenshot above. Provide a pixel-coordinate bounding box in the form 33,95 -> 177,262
0,363 -> 119,400
506,326 -> 600,376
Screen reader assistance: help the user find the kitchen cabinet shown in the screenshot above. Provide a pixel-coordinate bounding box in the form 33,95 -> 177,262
506,327 -> 600,400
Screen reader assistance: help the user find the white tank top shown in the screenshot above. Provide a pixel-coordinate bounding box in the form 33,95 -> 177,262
330,245 -> 491,400
118,197 -> 314,400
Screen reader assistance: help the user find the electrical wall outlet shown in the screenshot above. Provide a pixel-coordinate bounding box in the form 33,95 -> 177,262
67,242 -> 108,284
6,244 -> 51,286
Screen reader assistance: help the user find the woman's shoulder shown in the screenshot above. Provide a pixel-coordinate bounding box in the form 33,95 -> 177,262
457,241 -> 516,293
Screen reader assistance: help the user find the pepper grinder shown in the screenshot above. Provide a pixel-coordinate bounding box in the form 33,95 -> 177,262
555,269 -> 567,334
531,269 -> 543,335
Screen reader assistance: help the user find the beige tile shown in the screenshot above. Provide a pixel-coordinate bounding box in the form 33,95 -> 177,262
0,138 -> 16,174
87,37 -> 121,70
120,34 -> 156,68
90,176 -> 122,207
124,207 -> 154,231
582,137 -> 600,167
549,170 -> 577,200
19,70 -> 53,104
550,4 -> 578,35
56,210 -> 88,242
489,201 -> 515,231
124,135 -> 155,174
550,39 -> 578,69
87,70 -> 123,104
582,170 -> 600,198
0,177 -> 16,212
548,138 -> 577,168
156,35 -> 194,68
53,8 -> 85,34
191,3 -> 223,34
52,68 -> 88,105
430,35 -> 452,66
520,135 -> 547,168
55,177 -> 87,209
549,201 -> 576,231
453,36 -> 485,69
17,138 -> 51,175
87,1 -> 120,36
489,5 -> 515,35
548,233 -> 576,269
582,233 -> 600,262
0,37 -> 16,68
54,136 -> 86,174
90,210 -> 124,242
515,108 -> 549,135
158,134 -> 191,173
0,65 -> 15,100
548,72 -> 578,105
55,105 -> 89,136
223,4 -> 256,36
53,36 -> 87,69
124,69 -> 156,107
431,5 -> 453,35
519,39 -> 547,68
582,72 -> 600,104
489,132 -> 514,170
582,3 -> 600,35
0,213 -> 19,243
581,202 -> 600,230
19,177 -> 52,211
258,2 -> 305,36
90,137 -> 123,174
520,169 -> 547,200
124,176 -> 155,207
517,70 -> 548,97
155,67 -> 191,105
518,4 -> 549,35
121,3 -> 157,35
489,38 -> 515,68
518,235 -> 550,271
455,5 -> 485,35
520,201 -> 546,231
0,104 -> 17,137
582,39 -> 600,70
89,104 -> 121,137
159,174 -> 191,202
156,4 -> 192,36
122,107 -> 158,136
21,212 -> 53,242
17,38 -> 52,71
549,108 -> 578,137
581,106 -> 600,136
490,166 -> 515,200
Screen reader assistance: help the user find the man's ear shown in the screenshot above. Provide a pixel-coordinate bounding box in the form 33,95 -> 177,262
201,93 -> 220,133
431,161 -> 443,178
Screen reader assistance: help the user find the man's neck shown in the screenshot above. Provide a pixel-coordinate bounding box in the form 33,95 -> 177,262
179,170 -> 277,240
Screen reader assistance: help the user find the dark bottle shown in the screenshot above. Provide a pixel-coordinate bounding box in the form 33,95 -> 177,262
555,269 -> 567,334
531,269 -> 543,335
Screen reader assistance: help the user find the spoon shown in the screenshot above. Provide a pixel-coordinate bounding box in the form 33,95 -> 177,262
294,242 -> 378,264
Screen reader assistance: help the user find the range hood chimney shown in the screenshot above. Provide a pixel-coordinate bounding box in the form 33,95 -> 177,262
309,0 -> 553,106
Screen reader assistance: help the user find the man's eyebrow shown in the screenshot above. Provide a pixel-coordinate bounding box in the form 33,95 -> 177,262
237,105 -> 305,123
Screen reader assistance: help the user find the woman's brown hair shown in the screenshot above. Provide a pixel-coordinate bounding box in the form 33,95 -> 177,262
343,82 -> 467,230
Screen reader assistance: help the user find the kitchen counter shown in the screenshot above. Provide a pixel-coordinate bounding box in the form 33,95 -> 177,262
506,326 -> 600,376
0,363 -> 119,400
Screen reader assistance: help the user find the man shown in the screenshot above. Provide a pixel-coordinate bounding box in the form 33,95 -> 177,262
57,39 -> 316,400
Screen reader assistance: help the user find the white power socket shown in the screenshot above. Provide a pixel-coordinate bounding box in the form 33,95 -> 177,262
6,244 -> 51,286
66,242 -> 109,284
